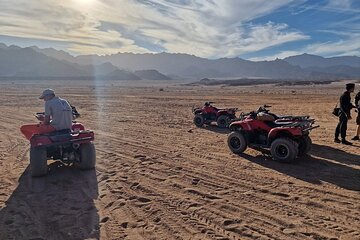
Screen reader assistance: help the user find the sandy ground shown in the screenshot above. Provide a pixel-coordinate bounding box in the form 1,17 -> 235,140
0,80 -> 359,240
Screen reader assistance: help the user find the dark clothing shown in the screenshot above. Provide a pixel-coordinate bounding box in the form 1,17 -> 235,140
355,92 -> 360,125
335,112 -> 348,139
339,91 -> 354,117
335,91 -> 354,140
355,92 -> 360,107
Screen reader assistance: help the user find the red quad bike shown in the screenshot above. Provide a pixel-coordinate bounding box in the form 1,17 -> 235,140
23,108 -> 96,177
227,105 -> 319,163
193,102 -> 238,128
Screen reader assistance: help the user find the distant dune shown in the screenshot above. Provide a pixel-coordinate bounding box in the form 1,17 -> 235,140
188,78 -> 337,87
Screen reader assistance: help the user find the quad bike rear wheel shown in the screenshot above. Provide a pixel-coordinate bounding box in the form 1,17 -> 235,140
298,135 -> 312,156
217,115 -> 231,128
194,114 -> 205,127
270,138 -> 298,163
30,147 -> 48,177
78,142 -> 96,170
228,131 -> 247,154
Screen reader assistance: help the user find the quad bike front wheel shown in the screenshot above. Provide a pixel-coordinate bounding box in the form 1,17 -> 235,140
78,142 -> 96,170
194,114 -> 205,127
270,138 -> 299,163
298,135 -> 312,156
217,115 -> 231,128
30,147 -> 48,177
228,131 -> 247,154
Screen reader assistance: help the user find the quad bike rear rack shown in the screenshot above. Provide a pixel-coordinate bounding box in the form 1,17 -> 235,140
302,125 -> 320,132
31,136 -> 94,148
31,130 -> 94,148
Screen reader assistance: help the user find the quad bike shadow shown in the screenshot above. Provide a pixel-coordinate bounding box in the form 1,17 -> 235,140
0,163 -> 99,240
202,124 -> 231,134
238,151 -> 360,191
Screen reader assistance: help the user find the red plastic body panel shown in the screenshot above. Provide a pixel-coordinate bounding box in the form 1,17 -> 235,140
217,109 -> 233,116
268,127 -> 302,138
72,122 -> 85,132
196,106 -> 236,117
202,106 -> 219,114
231,117 -> 272,132
30,136 -> 53,147
230,116 -> 303,138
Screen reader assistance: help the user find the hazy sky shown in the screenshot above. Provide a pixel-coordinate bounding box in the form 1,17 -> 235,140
0,0 -> 359,60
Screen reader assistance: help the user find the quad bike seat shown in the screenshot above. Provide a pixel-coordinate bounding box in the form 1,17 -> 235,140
256,112 -> 276,121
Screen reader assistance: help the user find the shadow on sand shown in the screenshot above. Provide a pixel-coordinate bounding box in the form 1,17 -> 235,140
0,162 -> 99,240
202,125 -> 231,134
239,147 -> 360,191
311,143 -> 360,166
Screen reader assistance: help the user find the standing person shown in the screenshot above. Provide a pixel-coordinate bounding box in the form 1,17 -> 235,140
351,87 -> 360,140
334,83 -> 355,145
20,89 -> 73,140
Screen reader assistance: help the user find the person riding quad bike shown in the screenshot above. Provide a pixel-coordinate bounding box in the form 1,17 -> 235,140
193,102 -> 238,128
20,89 -> 95,177
20,89 -> 73,139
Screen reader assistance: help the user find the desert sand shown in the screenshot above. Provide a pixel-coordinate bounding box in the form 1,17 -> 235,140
0,80 -> 359,240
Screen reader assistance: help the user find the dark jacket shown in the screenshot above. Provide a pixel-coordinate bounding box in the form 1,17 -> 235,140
340,91 -> 355,117
355,92 -> 360,108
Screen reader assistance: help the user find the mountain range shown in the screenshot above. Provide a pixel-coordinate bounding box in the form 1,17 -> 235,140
0,44 -> 170,80
0,43 -> 359,80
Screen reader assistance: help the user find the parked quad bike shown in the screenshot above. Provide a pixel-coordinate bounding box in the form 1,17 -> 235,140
192,102 -> 238,128
23,108 -> 96,177
228,105 -> 319,163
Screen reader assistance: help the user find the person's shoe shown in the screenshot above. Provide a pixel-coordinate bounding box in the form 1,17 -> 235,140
334,138 -> 341,143
341,139 -> 353,145
351,136 -> 359,140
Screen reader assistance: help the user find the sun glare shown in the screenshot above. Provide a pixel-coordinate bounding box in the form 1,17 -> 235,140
74,0 -> 96,6
72,0 -> 97,12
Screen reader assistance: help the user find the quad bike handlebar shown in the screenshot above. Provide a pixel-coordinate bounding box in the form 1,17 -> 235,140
235,111 -> 256,121
34,105 -> 80,121
236,106 -> 272,121
257,105 -> 272,113
35,112 -> 45,121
